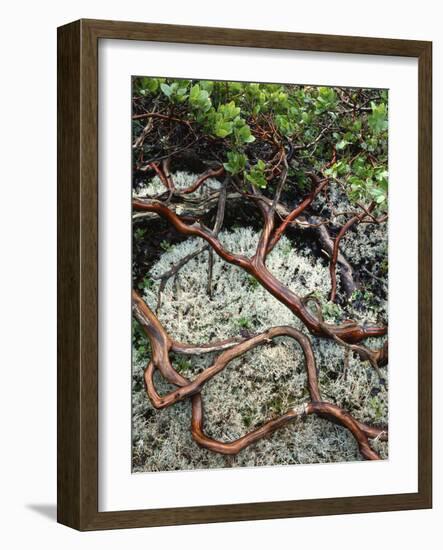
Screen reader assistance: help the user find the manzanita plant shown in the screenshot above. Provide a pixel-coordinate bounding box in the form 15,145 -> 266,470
131,77 -> 389,462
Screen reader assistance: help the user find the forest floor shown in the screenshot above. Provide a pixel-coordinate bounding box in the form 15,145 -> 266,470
131,171 -> 388,472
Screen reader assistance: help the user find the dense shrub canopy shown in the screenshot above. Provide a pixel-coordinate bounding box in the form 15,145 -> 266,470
133,78 -> 388,210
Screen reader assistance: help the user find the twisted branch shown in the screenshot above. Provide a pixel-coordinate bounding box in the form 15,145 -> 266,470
132,289 -> 386,459
329,203 -> 375,302
133,197 -> 386,344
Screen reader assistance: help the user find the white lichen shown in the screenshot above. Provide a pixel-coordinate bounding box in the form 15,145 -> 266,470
133,170 -> 221,198
133,221 -> 388,472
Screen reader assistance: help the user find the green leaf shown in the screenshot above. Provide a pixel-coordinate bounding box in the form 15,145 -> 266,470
189,84 -> 199,101
160,83 -> 172,97
336,139 -> 349,150
214,121 -> 233,138
218,101 -> 240,121
189,84 -> 212,114
276,114 -> 296,137
368,101 -> 388,134
139,77 -> 160,95
235,124 -> 255,144
199,80 -> 214,93
315,87 -> 337,112
327,160 -> 350,178
223,151 -> 247,175
370,186 -> 387,204
245,160 -> 267,188
301,111 -> 310,124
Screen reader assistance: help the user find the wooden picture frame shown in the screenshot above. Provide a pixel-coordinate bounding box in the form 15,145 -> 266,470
57,18 -> 432,530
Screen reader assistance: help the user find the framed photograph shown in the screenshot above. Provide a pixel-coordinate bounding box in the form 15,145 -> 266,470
57,19 -> 432,530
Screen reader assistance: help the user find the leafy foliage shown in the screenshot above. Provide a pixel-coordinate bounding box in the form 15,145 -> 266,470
133,77 -> 388,212
245,159 -> 267,189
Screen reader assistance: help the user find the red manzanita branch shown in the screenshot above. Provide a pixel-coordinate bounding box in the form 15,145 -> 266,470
133,199 -> 386,344
329,203 -> 375,302
267,174 -> 330,253
191,396 -> 382,459
148,161 -> 173,191
145,324 -> 319,409
152,165 -> 225,196
133,111 -> 193,128
180,166 -> 225,194
132,289 -> 386,459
